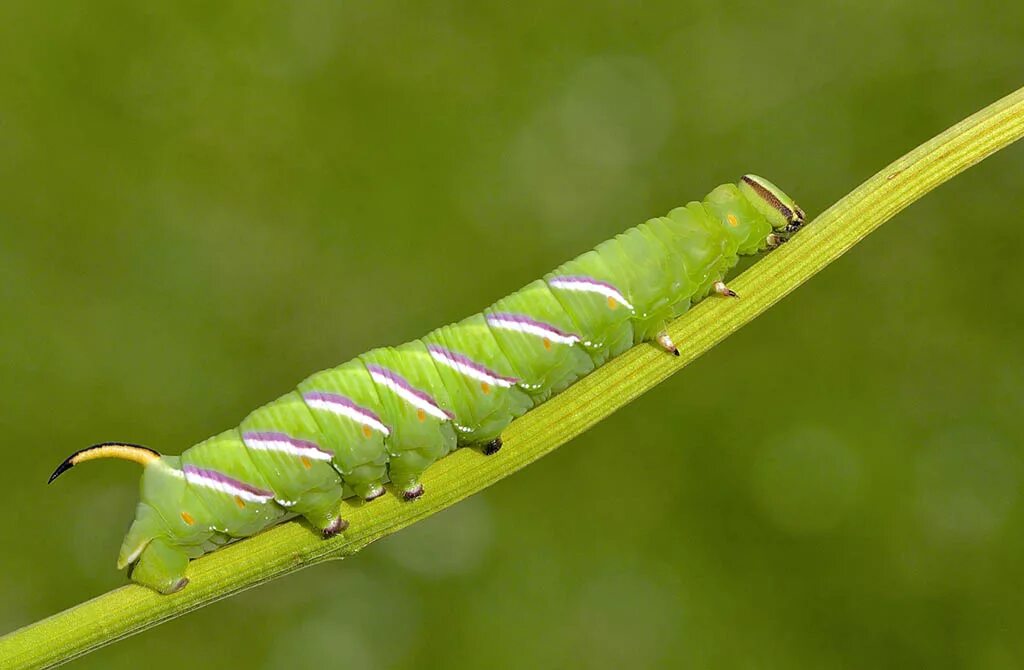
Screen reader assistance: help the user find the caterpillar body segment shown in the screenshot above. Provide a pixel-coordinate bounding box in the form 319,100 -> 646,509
239,392 -> 345,519
298,361 -> 391,500
49,174 -> 804,593
359,343 -> 461,498
422,313 -> 535,444
484,279 -> 595,402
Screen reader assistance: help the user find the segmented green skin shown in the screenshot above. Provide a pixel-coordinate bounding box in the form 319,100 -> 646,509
116,176 -> 801,593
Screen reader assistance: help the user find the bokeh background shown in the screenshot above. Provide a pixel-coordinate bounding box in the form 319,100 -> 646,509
2,2 -> 1023,668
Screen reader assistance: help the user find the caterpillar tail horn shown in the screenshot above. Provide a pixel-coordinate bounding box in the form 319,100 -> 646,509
48,442 -> 162,484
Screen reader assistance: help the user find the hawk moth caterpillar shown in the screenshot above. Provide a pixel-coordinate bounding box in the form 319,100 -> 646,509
49,174 -> 805,594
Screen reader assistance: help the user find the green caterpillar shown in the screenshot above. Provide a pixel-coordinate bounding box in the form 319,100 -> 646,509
50,175 -> 805,594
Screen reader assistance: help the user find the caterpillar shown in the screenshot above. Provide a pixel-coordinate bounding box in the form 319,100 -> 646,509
49,175 -> 804,594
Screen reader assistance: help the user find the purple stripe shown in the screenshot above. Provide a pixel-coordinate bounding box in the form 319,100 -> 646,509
182,464 -> 274,498
242,431 -> 333,457
365,363 -> 456,420
426,344 -> 519,384
486,312 -> 579,339
302,391 -> 386,425
549,275 -> 621,292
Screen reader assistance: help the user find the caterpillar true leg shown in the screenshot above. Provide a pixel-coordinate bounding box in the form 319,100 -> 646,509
713,281 -> 739,298
655,331 -> 680,356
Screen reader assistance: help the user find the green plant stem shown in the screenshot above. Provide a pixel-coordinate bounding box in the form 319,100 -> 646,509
4,85 -> 1024,669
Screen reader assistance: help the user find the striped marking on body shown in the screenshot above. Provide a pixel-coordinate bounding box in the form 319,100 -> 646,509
486,312 -> 581,350
303,391 -> 392,438
181,464 -> 275,503
366,363 -> 455,422
547,275 -> 634,311
427,344 -> 518,393
241,431 -> 335,467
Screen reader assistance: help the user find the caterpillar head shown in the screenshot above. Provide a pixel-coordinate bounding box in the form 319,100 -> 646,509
739,174 -> 805,234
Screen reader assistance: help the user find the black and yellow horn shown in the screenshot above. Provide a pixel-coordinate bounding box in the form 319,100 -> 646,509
48,442 -> 161,484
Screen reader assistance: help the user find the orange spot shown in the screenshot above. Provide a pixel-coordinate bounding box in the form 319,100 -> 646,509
417,409 -> 427,422
607,296 -> 617,309
727,213 -> 739,227
362,425 -> 373,438
543,338 -> 552,350
180,511 -> 195,526
301,456 -> 312,470
234,496 -> 246,509
480,382 -> 491,394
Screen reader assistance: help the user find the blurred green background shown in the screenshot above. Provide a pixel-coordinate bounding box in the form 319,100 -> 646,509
1,2 -> 1023,668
